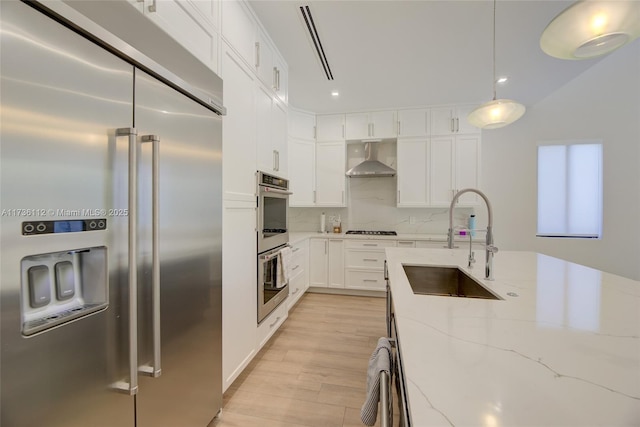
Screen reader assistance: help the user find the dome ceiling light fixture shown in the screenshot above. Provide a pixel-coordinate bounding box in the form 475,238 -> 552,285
540,0 -> 640,60
467,0 -> 526,130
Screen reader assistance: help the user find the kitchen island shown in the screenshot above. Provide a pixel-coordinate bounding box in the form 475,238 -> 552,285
385,248 -> 640,426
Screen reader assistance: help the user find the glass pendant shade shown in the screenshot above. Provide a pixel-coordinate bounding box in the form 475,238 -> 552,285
541,0 -> 640,59
467,99 -> 526,129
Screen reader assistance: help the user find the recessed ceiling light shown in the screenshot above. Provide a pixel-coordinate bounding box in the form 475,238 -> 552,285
331,91 -> 339,97
496,76 -> 508,84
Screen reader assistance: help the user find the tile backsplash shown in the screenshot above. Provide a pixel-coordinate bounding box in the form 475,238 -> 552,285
289,176 -> 474,234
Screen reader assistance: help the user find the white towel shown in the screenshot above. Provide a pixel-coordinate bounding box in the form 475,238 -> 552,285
276,246 -> 293,289
361,337 -> 392,426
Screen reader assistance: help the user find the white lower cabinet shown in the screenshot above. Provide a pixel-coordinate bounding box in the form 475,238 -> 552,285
288,239 -> 309,309
309,238 -> 328,287
308,238 -> 344,288
345,240 -> 396,291
416,240 -> 447,249
222,206 -> 257,392
328,239 -> 345,288
396,240 -> 416,248
257,302 -> 287,349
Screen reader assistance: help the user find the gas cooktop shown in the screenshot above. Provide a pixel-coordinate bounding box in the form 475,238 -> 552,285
345,230 -> 397,236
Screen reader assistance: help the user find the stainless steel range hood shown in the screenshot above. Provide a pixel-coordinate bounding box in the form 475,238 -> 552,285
346,141 -> 396,177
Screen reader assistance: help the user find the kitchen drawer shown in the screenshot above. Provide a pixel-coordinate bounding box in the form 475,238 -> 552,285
257,302 -> 287,349
346,270 -> 386,291
345,239 -> 397,249
396,240 -> 416,248
345,249 -> 386,270
288,272 -> 305,310
416,241 -> 447,249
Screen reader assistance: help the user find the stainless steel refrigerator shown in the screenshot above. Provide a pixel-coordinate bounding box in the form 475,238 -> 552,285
0,1 -> 223,426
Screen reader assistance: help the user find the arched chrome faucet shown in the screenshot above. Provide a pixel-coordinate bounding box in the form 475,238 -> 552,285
447,188 -> 499,280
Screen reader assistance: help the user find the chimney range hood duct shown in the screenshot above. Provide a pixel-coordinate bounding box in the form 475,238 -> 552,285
346,141 -> 396,178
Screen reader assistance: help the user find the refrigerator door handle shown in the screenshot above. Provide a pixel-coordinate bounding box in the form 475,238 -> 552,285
112,127 -> 139,395
139,135 -> 162,378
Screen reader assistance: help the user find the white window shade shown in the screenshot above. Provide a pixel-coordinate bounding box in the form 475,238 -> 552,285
537,142 -> 602,238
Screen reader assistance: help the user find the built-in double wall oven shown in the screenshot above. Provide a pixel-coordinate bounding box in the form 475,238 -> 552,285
257,171 -> 290,323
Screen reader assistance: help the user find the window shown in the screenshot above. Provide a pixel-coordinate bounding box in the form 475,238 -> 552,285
537,141 -> 603,238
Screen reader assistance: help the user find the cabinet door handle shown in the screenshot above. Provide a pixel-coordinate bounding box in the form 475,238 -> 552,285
397,190 -> 400,204
325,241 -> 327,254
269,316 -> 281,328
255,42 -> 260,68
277,69 -> 281,91
342,124 -> 345,138
273,150 -> 277,171
450,118 -> 454,133
397,120 -> 401,135
276,150 -> 280,171
273,67 -> 277,90
342,190 -> 344,205
313,126 -> 317,140
456,117 -> 460,133
313,190 -> 316,203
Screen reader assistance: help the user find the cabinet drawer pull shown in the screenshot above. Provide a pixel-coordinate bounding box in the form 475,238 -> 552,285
292,265 -> 300,271
292,289 -> 299,295
269,316 -> 281,328
363,243 -> 378,247
363,279 -> 378,283
292,248 -> 300,253
363,258 -> 378,262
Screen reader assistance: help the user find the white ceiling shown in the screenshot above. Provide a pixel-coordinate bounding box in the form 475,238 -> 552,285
249,0 -> 613,114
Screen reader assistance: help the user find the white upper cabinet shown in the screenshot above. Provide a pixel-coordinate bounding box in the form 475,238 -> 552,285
256,85 -> 287,177
255,26 -> 288,104
397,108 -> 429,137
255,26 -> 274,88
397,138 -> 428,207
221,0 -> 256,67
345,110 -> 397,140
316,114 -> 345,141
316,141 -> 346,206
272,53 -> 288,104
429,135 -> 481,206
220,42 -> 256,201
121,0 -> 220,73
431,105 -> 480,136
289,109 -> 316,141
288,139 -> 315,206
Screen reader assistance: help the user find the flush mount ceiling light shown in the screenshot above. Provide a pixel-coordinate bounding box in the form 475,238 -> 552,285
468,0 -> 525,130
541,0 -> 640,59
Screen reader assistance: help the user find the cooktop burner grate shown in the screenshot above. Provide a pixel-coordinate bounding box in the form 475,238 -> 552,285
345,230 -> 397,236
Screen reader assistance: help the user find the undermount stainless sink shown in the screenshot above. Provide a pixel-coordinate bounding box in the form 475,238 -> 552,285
402,265 -> 502,300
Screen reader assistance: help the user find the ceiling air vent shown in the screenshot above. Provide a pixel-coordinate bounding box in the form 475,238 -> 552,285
299,5 -> 334,81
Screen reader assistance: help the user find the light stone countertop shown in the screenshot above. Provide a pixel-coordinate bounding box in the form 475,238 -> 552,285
385,247 -> 640,426
289,231 -> 479,246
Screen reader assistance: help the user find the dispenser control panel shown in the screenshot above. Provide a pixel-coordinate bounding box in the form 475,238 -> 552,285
22,219 -> 107,235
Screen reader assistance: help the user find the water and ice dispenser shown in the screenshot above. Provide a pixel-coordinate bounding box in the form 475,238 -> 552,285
21,246 -> 108,336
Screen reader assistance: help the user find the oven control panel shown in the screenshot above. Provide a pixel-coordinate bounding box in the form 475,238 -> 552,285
259,171 -> 288,190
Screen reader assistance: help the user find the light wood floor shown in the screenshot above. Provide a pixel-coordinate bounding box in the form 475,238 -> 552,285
213,292 -> 398,427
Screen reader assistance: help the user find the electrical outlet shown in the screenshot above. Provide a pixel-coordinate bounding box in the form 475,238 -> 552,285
409,216 -> 416,225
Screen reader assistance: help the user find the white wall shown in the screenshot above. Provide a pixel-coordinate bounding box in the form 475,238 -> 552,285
482,43 -> 640,280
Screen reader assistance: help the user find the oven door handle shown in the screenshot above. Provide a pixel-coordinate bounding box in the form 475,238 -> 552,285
260,186 -> 292,196
259,244 -> 291,261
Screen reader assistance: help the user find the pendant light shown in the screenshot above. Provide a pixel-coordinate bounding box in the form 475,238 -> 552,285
541,0 -> 640,60
467,0 -> 526,130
